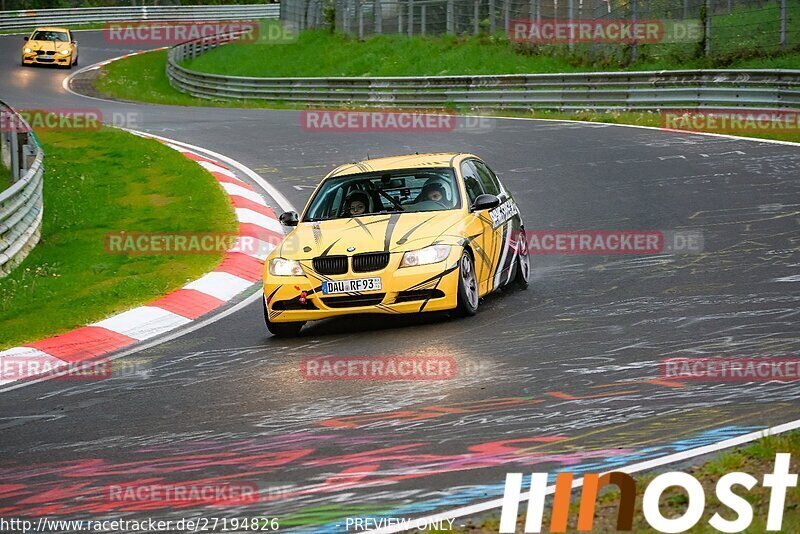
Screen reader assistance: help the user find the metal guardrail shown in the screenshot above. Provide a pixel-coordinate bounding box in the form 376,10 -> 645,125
167,33 -> 800,110
0,5 -> 280,31
0,101 -> 44,277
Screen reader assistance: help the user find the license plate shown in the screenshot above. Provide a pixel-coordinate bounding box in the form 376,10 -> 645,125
322,277 -> 382,295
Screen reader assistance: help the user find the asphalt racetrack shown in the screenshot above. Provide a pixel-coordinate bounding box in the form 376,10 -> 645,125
1,31 -> 800,533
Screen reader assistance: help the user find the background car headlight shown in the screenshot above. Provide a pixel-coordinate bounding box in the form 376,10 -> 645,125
269,257 -> 304,276
24,47 -> 32,53
400,245 -> 451,267
59,49 -> 69,55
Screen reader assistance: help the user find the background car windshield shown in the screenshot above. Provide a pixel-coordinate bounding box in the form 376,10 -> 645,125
303,168 -> 461,221
31,31 -> 68,42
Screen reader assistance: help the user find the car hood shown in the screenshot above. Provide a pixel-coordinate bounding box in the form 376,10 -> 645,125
26,40 -> 71,53
277,210 -> 467,259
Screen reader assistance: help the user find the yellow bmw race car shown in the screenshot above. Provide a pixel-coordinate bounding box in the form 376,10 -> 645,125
21,27 -> 78,68
262,152 -> 529,337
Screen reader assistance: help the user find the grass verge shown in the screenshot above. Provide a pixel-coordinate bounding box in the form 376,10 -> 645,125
93,49 -> 276,108
180,30 -> 800,78
458,430 -> 800,533
0,22 -> 108,36
0,126 -> 237,350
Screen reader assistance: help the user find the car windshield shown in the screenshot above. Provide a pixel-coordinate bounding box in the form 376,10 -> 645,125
31,31 -> 69,42
303,167 -> 461,221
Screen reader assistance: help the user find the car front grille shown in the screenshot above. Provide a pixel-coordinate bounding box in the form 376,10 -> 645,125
322,294 -> 386,308
352,252 -> 390,273
312,255 -> 348,275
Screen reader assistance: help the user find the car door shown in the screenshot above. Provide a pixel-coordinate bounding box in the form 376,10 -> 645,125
459,159 -> 502,296
472,159 -> 524,290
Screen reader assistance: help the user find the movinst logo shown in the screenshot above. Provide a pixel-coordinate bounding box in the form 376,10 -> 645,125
500,453 -> 797,533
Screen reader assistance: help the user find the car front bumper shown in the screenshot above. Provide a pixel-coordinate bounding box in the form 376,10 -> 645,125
22,52 -> 70,65
263,251 -> 461,323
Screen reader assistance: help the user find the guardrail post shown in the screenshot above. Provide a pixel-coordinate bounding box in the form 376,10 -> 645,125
504,0 -> 510,35
473,0 -> 479,34
398,0 -> 404,33
704,0 -> 712,56
375,0 -> 383,33
780,0 -> 787,49
568,0 -> 574,51
21,137 -> 35,175
408,0 -> 414,35
421,3 -> 426,34
358,0 -> 364,38
446,0 -> 454,33
489,0 -> 495,32
9,125 -> 19,180
630,0 -> 638,61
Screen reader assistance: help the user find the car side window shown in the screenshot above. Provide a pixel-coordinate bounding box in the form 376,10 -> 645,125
472,160 -> 502,196
460,161 -> 485,206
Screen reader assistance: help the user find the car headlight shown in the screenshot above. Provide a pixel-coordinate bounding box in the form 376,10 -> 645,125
59,49 -> 69,55
400,245 -> 451,268
269,257 -> 304,276
24,47 -> 32,53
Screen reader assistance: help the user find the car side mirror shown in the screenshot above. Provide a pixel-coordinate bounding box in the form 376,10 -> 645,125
279,211 -> 299,226
72,40 -> 78,45
472,194 -> 500,211
23,36 -> 28,41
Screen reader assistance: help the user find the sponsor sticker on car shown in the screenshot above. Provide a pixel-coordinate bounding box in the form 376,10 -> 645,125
489,199 -> 520,229
322,278 -> 382,295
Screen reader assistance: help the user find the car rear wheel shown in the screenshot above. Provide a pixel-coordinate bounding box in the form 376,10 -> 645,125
514,236 -> 530,290
454,250 -> 479,317
263,296 -> 305,337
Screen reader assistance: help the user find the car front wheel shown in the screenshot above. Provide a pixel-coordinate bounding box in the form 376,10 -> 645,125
263,296 -> 305,337
454,250 -> 479,317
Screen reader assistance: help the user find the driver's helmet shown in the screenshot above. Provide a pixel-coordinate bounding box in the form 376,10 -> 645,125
344,190 -> 373,216
417,177 -> 451,205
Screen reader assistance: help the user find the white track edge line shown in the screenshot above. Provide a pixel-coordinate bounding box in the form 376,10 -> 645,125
0,132 -> 296,393
369,418 -> 800,534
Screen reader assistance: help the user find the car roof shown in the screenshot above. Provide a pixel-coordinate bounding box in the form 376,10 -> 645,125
329,152 -> 476,177
32,27 -> 70,33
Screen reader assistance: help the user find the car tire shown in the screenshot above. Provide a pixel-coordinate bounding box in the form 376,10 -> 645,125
263,296 -> 305,337
513,237 -> 530,290
454,249 -> 479,317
